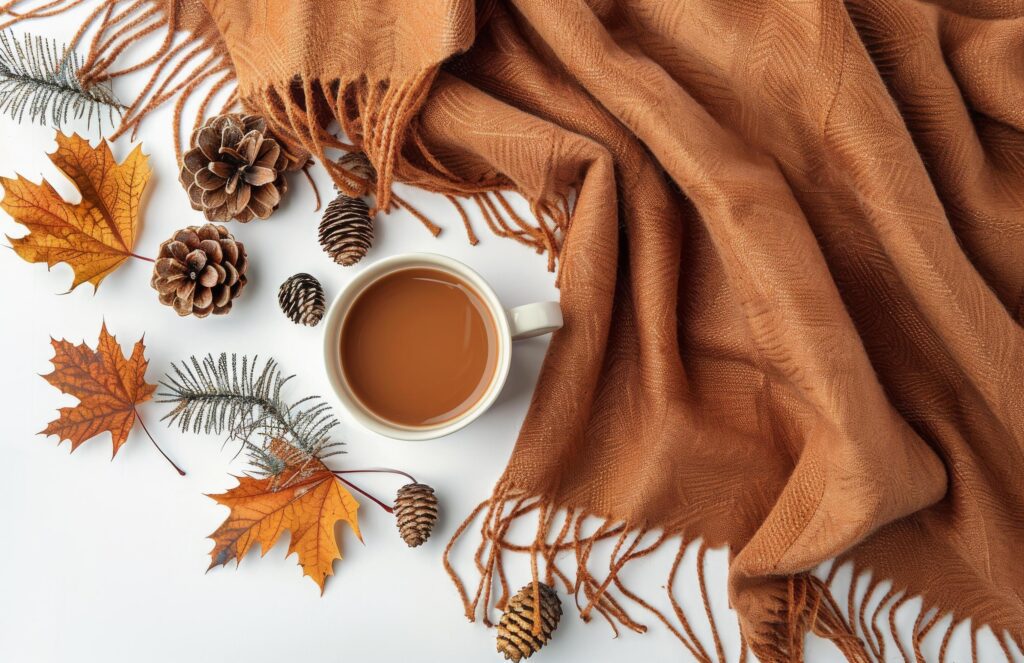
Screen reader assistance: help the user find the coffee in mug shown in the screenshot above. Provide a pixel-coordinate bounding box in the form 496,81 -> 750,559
339,267 -> 499,427
323,253 -> 562,440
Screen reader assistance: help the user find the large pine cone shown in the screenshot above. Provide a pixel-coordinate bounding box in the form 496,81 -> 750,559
497,583 -> 562,662
151,224 -> 247,317
394,483 -> 438,547
180,114 -> 290,223
319,192 -> 373,266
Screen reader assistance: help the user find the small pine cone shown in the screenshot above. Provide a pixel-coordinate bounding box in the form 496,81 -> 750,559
336,152 -> 377,194
394,483 -> 438,547
497,583 -> 562,662
278,273 -> 325,327
180,113 -> 290,223
151,223 -> 247,317
319,192 -> 373,266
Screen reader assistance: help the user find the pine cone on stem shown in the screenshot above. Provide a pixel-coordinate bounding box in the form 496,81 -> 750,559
394,483 -> 438,547
278,273 -> 325,327
151,224 -> 247,317
319,192 -> 373,266
497,583 -> 562,662
180,114 -> 291,222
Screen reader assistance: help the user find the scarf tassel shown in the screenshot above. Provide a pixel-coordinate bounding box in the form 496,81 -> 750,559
1,0 -> 571,272
444,482 -> 1022,663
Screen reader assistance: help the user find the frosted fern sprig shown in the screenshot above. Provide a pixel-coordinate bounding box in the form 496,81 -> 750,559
158,354 -> 344,482
0,30 -> 122,129
161,354 -> 432,519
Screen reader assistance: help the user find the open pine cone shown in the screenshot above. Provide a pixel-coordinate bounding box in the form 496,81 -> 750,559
180,114 -> 293,222
151,224 -> 247,317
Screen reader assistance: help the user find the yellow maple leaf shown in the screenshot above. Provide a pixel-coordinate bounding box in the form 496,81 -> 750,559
1,132 -> 150,291
208,452 -> 361,592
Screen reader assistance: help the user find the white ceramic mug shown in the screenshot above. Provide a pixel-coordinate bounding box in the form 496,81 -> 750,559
323,253 -> 563,440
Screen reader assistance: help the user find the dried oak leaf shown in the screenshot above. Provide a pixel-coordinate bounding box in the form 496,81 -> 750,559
1,132 -> 150,291
41,323 -> 156,457
207,449 -> 361,592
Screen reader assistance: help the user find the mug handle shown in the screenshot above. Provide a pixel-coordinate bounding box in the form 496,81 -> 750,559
507,302 -> 563,340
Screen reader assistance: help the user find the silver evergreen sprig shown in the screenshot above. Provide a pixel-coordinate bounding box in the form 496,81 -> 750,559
0,30 -> 122,129
158,354 -> 344,483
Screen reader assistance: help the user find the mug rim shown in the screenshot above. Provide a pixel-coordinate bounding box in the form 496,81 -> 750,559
322,252 -> 513,441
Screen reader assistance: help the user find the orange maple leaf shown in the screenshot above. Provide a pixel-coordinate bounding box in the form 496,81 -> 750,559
208,451 -> 361,592
1,132 -> 150,291
40,323 -> 182,474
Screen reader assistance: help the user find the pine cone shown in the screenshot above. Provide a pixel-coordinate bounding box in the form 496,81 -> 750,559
394,483 -> 438,547
180,114 -> 289,222
319,192 -> 373,266
336,152 -> 377,195
278,273 -> 325,327
151,224 -> 247,317
497,583 -> 562,662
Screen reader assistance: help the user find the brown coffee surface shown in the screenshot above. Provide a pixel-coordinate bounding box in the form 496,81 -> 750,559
340,267 -> 499,428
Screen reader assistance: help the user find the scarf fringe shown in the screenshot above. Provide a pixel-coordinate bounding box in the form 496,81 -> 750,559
255,75 -> 570,272
1,0 -> 571,270
445,482 -> 1021,663
1,0 -> 231,150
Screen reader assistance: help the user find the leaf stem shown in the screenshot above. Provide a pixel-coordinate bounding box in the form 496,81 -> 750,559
333,473 -> 393,514
130,253 -> 155,263
333,468 -> 417,484
135,409 -> 185,476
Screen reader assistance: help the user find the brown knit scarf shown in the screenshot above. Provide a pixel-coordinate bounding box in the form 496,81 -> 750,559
6,1 -> 1023,660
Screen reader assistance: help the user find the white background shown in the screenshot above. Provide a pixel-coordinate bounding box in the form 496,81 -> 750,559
0,10 -> 1013,663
